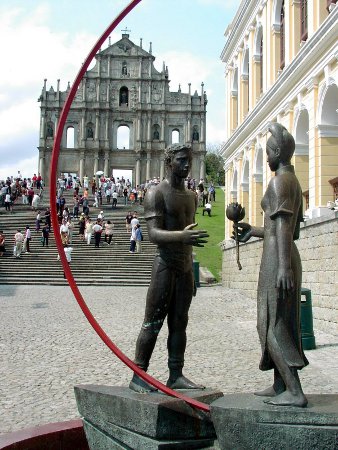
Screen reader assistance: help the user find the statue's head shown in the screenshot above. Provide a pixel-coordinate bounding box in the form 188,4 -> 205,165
164,144 -> 192,177
164,143 -> 192,165
267,123 -> 295,171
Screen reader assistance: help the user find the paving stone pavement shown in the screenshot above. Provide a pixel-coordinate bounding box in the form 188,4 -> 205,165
0,284 -> 337,435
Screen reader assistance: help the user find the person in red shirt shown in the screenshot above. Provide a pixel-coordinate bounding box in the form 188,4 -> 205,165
32,174 -> 37,187
27,187 -> 34,206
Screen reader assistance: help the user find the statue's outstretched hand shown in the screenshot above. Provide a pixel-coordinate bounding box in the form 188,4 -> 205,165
182,223 -> 209,247
233,222 -> 252,243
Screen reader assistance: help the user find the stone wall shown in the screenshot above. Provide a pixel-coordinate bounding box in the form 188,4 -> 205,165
222,211 -> 338,335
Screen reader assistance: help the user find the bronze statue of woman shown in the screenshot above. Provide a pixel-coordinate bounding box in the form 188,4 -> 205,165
236,123 -> 308,407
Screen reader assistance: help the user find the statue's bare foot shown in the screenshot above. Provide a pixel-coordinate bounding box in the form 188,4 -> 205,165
254,386 -> 278,397
264,391 -> 308,407
167,375 -> 205,390
129,374 -> 157,394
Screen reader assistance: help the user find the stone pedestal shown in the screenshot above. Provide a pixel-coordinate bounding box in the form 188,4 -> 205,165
75,385 -> 223,449
210,393 -> 338,450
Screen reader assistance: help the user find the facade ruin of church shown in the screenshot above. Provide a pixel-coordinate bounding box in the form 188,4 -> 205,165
38,33 -> 207,186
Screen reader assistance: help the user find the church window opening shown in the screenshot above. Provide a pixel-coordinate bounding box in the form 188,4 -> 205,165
300,0 -> 308,41
66,127 -> 75,148
172,129 -> 179,144
117,125 -> 130,149
119,87 -> 129,106
280,0 -> 285,69
242,49 -> 250,114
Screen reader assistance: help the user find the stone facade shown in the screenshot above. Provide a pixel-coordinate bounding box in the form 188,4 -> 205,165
222,212 -> 338,334
38,34 -> 207,186
220,1 -> 338,239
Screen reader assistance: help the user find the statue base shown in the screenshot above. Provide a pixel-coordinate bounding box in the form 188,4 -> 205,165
210,393 -> 338,450
75,385 -> 223,449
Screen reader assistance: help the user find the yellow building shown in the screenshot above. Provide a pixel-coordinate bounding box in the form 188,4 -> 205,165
220,0 -> 338,239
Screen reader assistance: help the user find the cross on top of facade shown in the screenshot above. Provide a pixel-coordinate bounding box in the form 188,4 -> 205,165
121,27 -> 131,35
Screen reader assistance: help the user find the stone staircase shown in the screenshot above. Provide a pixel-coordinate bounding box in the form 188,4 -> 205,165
0,188 -> 156,286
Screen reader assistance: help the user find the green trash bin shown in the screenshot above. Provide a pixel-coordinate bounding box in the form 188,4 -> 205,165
300,288 -> 316,350
193,260 -> 200,288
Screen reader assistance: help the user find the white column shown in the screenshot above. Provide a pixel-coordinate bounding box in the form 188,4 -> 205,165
136,158 -> 141,186
79,154 -> 85,182
187,116 -> 191,142
81,114 -> 86,140
160,159 -> 165,180
82,77 -> 86,101
146,153 -> 151,180
93,153 -> 99,176
104,151 -> 109,177
199,155 -> 205,180
39,155 -> 45,181
40,115 -> 45,139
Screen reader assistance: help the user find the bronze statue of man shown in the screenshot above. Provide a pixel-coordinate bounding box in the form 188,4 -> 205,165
236,123 -> 308,407
129,144 -> 208,393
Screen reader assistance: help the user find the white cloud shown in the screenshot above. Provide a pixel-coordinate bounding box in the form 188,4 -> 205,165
0,155 -> 38,181
0,4 -> 122,178
0,100 -> 39,144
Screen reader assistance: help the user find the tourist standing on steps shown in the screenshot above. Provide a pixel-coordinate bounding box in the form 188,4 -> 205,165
78,214 -> 86,241
60,219 -> 69,246
85,218 -> 93,245
0,231 -> 6,256
57,244 -> 73,279
41,224 -> 49,247
104,220 -> 114,245
4,192 -> 11,211
24,225 -> 32,253
135,224 -> 143,253
66,217 -> 74,244
44,208 -> 51,230
125,211 -> 132,233
32,193 -> 40,211
112,190 -> 118,209
93,221 -> 103,248
14,229 -> 24,258
35,211 -> 41,232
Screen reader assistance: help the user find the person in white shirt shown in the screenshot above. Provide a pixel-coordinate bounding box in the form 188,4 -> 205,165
24,225 -> 32,253
14,229 -> 24,258
93,221 -> 103,247
57,245 -> 73,279
203,202 -> 212,217
4,193 -> 11,211
112,190 -> 118,209
131,213 -> 139,228
60,220 -> 69,245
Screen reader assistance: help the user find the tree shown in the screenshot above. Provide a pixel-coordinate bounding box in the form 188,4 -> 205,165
205,143 -> 225,185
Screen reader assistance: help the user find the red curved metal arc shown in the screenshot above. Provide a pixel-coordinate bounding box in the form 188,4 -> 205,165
49,0 -> 210,413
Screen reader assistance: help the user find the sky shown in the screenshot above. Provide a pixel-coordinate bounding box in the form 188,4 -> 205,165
0,0 -> 239,180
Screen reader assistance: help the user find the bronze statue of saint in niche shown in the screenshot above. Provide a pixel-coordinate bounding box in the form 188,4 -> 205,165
129,144 -> 208,393
236,123 -> 308,407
